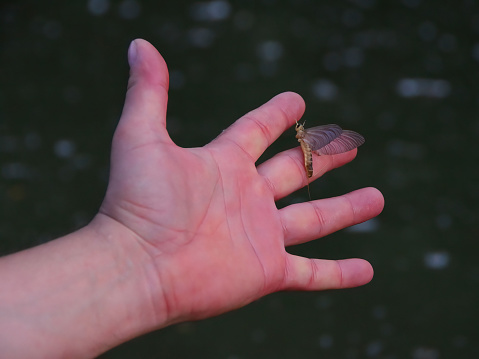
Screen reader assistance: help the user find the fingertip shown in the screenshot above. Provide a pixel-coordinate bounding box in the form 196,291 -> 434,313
337,258 -> 374,288
366,187 -> 385,214
127,39 -> 139,67
277,91 -> 305,105
272,92 -> 306,126
347,187 -> 385,217
127,39 -> 169,90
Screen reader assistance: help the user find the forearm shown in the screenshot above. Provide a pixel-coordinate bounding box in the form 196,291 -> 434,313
0,214 -> 162,358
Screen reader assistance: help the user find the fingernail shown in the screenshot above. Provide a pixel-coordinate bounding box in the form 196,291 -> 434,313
128,40 -> 138,67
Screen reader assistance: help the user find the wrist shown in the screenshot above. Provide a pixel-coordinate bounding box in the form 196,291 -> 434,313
0,213 -> 167,358
82,213 -> 169,353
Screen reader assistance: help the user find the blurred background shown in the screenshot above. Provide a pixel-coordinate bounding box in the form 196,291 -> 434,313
1,1 -> 479,358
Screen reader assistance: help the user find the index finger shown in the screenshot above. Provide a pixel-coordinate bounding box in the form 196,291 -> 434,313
208,92 -> 305,161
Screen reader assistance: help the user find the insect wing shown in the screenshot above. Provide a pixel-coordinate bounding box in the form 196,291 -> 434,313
314,130 -> 365,155
302,124 -> 343,150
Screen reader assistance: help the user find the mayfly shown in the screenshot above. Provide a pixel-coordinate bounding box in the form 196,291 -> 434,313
295,122 -> 365,199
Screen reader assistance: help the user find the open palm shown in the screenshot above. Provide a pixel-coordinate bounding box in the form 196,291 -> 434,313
99,39 -> 384,326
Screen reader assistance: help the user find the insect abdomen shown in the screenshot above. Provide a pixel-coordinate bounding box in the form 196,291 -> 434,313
300,140 -> 313,178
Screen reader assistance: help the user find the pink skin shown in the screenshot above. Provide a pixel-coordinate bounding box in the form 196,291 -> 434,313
99,39 -> 384,325
0,39 -> 384,358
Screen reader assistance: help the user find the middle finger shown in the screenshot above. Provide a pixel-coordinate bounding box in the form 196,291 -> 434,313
257,146 -> 358,200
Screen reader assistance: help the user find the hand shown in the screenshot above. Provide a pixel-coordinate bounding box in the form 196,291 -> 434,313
98,39 -> 385,326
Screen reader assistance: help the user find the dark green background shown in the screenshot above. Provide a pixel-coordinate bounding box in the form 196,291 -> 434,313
1,1 -> 479,358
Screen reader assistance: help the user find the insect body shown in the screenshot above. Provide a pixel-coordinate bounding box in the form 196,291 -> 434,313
295,122 -> 365,198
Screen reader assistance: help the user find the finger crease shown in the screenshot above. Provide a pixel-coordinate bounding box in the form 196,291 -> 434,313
309,259 -> 318,288
244,114 -> 274,147
262,175 -> 277,199
221,136 -> 255,163
309,202 -> 326,238
343,194 -> 358,223
335,260 -> 344,288
279,212 -> 290,245
275,104 -> 292,133
285,151 -> 308,187
282,256 -> 292,289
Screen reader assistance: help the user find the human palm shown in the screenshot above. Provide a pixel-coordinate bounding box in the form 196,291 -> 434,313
99,39 -> 384,325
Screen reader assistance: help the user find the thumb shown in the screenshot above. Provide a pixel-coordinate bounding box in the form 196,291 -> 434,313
117,39 -> 171,143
